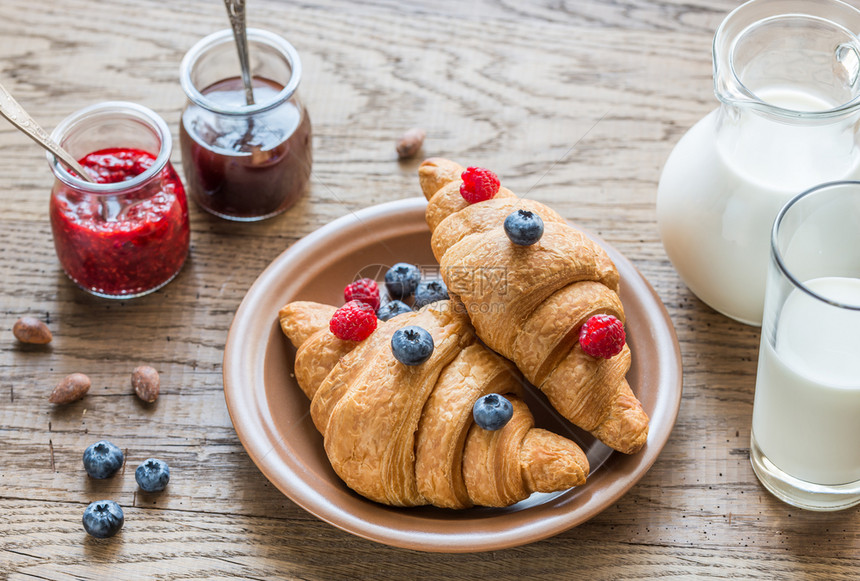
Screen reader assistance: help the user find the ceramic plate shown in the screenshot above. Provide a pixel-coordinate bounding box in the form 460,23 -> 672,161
223,197 -> 682,553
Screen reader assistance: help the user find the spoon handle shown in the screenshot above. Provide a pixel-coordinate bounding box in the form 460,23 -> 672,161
0,82 -> 95,182
223,0 -> 256,105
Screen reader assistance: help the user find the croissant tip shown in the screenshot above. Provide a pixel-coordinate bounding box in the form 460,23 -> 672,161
419,156 -> 451,167
278,301 -> 338,348
599,417 -> 650,455
418,158 -> 466,202
618,427 -> 649,454
519,428 -> 590,494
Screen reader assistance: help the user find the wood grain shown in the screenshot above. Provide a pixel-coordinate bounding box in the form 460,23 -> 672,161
2,0 -> 859,578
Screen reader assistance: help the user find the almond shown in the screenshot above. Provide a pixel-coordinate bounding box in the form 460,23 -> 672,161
49,373 -> 91,404
13,316 -> 52,344
132,365 -> 160,403
396,128 -> 426,159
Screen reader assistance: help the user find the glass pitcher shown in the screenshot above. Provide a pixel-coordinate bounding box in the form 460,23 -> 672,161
656,0 -> 860,326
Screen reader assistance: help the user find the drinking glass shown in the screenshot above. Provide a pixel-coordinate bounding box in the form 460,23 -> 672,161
750,181 -> 860,510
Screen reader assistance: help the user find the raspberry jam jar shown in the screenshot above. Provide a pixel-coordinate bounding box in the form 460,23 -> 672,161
47,102 -> 190,298
179,28 -> 312,221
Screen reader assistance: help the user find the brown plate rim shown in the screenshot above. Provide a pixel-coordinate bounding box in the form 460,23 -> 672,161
223,197 -> 683,553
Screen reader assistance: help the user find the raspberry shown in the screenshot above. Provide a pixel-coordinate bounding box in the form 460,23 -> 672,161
460,166 -> 500,204
344,278 -> 381,310
578,314 -> 626,359
330,300 -> 377,341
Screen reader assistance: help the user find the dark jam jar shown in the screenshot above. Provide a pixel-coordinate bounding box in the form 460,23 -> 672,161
47,102 -> 190,298
179,28 -> 312,221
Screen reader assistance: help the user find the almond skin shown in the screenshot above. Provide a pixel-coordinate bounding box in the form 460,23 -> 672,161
49,373 -> 91,404
396,128 -> 426,159
13,317 -> 52,344
132,366 -> 160,403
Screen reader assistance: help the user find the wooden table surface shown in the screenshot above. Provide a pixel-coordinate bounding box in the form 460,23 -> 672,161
2,0 -> 858,578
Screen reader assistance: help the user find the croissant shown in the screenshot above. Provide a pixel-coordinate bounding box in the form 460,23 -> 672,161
418,158 -> 649,454
278,299 -> 589,508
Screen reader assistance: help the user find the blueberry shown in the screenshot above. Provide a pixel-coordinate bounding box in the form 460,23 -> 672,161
472,394 -> 514,431
135,458 -> 170,492
391,326 -> 434,365
377,299 -> 413,322
384,263 -> 422,299
504,209 -> 544,246
82,500 -> 124,538
82,440 -> 124,479
413,279 -> 448,308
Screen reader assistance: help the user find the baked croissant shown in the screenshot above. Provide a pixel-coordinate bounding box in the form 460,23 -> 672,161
418,158 -> 649,454
278,299 -> 589,508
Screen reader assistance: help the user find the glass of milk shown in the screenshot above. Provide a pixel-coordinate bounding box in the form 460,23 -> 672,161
751,181 -> 860,511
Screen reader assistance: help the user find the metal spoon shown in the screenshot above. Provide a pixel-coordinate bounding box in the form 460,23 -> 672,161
0,82 -> 96,183
223,0 -> 255,105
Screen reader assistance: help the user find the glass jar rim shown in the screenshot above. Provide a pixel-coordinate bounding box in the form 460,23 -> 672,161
772,180 -> 860,311
179,28 -> 302,117
47,101 -> 173,194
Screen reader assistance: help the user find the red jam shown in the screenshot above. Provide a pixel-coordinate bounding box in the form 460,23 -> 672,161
49,147 -> 190,297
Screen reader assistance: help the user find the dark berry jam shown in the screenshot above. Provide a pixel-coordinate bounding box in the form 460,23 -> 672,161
50,148 -> 190,297
179,76 -> 312,220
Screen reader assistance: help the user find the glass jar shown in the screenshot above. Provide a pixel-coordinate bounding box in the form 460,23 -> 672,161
47,101 -> 190,299
179,28 -> 312,221
656,0 -> 860,325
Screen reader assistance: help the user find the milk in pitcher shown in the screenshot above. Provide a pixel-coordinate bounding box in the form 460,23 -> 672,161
657,88 -> 860,325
